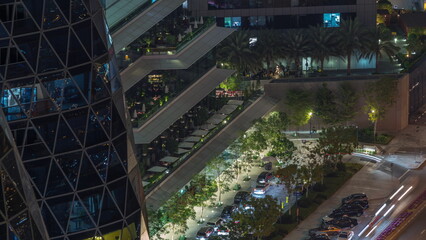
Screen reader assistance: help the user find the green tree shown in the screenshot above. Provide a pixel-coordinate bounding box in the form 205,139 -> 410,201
268,134 -> 296,163
406,34 -> 424,55
148,209 -> 168,240
336,82 -> 359,124
336,18 -> 372,75
363,77 -> 398,139
255,29 -> 282,71
189,173 -> 217,222
313,126 -> 358,170
206,156 -> 235,204
275,164 -> 299,214
308,25 -> 337,72
315,83 -> 339,124
363,28 -> 400,73
220,74 -> 243,91
377,0 -> 394,14
227,196 -> 281,240
300,145 -> 324,196
162,193 -> 196,240
285,89 -> 314,127
217,31 -> 261,74
281,29 -> 311,76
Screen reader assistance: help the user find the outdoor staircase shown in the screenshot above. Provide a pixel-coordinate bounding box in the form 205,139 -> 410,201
120,25 -> 235,91
145,94 -> 280,210
133,67 -> 236,144
111,0 -> 186,53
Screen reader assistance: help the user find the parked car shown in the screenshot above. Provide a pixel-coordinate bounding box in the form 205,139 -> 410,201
206,218 -> 224,231
252,183 -> 270,195
337,230 -> 354,240
234,191 -> 251,205
309,227 -> 341,237
326,204 -> 364,219
322,216 -> 358,229
342,200 -> 369,209
342,193 -> 368,204
216,225 -> 230,236
196,227 -> 214,239
264,161 -> 272,170
221,205 -> 236,220
257,172 -> 273,184
309,233 -> 331,240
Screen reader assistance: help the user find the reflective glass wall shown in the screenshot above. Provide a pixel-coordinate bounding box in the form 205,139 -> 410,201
0,0 -> 145,239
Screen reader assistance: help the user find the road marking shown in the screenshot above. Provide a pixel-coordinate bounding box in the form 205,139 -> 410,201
421,229 -> 425,235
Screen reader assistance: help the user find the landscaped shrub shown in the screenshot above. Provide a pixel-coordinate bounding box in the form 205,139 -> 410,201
326,171 -> 339,177
277,214 -> 296,224
297,198 -> 313,208
313,193 -> 328,204
313,183 -> 327,192
337,162 -> 346,172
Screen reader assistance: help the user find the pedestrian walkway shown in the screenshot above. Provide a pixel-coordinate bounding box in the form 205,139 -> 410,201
283,157 -> 399,240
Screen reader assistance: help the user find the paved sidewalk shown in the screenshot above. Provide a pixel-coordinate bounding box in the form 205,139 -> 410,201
283,158 -> 400,240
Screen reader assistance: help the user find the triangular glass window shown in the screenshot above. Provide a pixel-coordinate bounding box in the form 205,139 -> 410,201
46,194 -> 74,232
99,222 -> 123,238
92,22 -> 107,58
37,36 -> 63,73
113,134 -> 127,165
22,0 -> 44,27
43,0 -> 67,29
108,178 -> 127,214
2,152 -> 24,194
54,116 -> 81,154
10,211 -> 32,240
41,204 -> 64,237
78,187 -> 103,226
73,20 -> 92,57
0,22 -> 9,38
13,34 -> 39,70
67,198 -> 96,233
22,124 -> 51,160
99,191 -> 122,225
69,64 -> 91,103
63,107 -> 88,144
85,109 -> 108,147
13,11 -> 39,36
92,99 -> 111,136
91,70 -> 109,103
86,144 -> 109,182
44,27 -> 69,64
125,181 -> 140,216
24,158 -> 50,196
68,230 -> 96,240
70,0 -> 89,23
45,160 -> 73,197
107,149 -> 126,182
68,30 -> 90,67
6,47 -> 33,79
32,114 -> 59,152
111,103 -> 126,138
55,151 -> 82,189
77,155 -> 102,190
1,169 -> 26,218
54,0 -> 70,21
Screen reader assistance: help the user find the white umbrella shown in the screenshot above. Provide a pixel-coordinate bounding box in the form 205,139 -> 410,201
133,109 -> 137,118
199,16 -> 204,24
188,25 -> 192,33
164,85 -> 169,94
142,103 -> 146,113
194,20 -> 198,29
178,33 -> 182,42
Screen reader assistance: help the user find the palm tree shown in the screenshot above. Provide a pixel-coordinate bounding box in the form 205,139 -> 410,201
363,28 -> 400,73
216,31 -> 261,74
280,29 -> 311,76
308,25 -> 338,72
255,29 -> 281,71
336,18 -> 372,75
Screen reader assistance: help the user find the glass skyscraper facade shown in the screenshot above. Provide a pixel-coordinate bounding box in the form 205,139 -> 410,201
0,0 -> 146,239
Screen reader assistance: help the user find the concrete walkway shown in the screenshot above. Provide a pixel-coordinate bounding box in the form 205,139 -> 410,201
283,157 -> 400,240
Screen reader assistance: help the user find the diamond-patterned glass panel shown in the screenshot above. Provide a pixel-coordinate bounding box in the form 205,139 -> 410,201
0,0 -> 144,238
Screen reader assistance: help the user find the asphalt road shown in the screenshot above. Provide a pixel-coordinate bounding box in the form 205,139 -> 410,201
396,203 -> 426,240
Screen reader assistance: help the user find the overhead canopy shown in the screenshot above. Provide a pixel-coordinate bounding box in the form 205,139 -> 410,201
227,100 -> 244,105
199,124 -> 216,130
147,166 -> 167,173
192,129 -> 209,136
207,114 -> 227,125
142,181 -> 150,187
184,136 -> 201,142
218,104 -> 238,115
176,148 -> 190,154
159,156 -> 179,163
178,142 -> 194,149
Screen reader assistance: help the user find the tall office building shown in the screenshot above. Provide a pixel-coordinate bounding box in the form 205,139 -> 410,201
0,0 -> 147,239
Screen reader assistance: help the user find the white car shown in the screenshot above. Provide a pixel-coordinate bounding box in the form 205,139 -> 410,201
337,231 -> 354,240
252,183 -> 270,195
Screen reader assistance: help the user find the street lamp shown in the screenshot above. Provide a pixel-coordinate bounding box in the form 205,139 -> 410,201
308,112 -> 313,135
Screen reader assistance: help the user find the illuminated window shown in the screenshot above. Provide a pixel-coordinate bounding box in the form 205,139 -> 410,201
224,17 -> 241,28
323,13 -> 340,27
